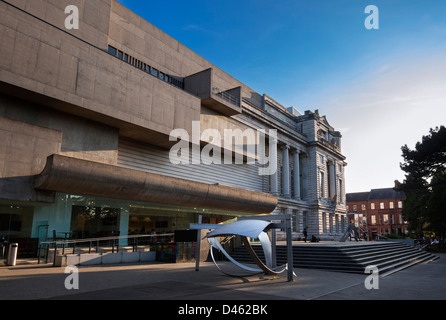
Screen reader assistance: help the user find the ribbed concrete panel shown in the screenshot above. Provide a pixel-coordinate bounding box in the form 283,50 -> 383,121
117,138 -> 265,192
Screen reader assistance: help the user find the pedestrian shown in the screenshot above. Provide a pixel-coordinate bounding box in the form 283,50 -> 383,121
303,228 -> 308,243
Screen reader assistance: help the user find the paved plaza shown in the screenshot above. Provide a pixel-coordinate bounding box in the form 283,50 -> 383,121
1,254 -> 445,301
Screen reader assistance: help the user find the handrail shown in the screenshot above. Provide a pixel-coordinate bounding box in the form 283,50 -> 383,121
213,88 -> 240,107
38,233 -> 175,265
375,234 -> 390,241
39,233 -> 174,246
339,223 -> 366,242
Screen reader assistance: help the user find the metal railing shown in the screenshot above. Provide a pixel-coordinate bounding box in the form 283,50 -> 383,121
38,233 -> 174,265
339,223 -> 368,242
214,89 -> 241,107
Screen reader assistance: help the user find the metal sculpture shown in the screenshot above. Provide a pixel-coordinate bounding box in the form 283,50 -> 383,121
204,219 -> 288,277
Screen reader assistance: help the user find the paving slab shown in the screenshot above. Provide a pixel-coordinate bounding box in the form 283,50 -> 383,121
1,254 -> 445,302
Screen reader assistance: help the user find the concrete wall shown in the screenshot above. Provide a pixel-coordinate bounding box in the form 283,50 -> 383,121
5,0 -> 111,49
0,0 -> 201,148
0,94 -> 121,202
108,0 -> 254,111
0,116 -> 61,201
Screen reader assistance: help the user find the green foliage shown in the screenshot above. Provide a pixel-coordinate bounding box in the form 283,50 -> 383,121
398,126 -> 446,243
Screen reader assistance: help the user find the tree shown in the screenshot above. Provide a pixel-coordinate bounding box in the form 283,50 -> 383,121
426,172 -> 446,243
398,126 -> 446,245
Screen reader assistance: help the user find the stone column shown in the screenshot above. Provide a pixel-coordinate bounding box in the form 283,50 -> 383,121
292,149 -> 301,200
270,141 -> 278,196
281,145 -> 290,197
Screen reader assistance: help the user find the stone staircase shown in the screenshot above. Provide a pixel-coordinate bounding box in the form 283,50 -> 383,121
229,241 -> 439,276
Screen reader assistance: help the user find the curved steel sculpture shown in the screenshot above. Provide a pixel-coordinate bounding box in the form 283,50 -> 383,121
205,220 -> 288,277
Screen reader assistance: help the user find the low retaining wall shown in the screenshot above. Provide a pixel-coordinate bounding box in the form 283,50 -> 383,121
376,239 -> 415,246
54,251 -> 156,267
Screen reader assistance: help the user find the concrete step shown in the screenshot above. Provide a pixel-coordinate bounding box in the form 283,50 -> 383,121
228,242 -> 440,275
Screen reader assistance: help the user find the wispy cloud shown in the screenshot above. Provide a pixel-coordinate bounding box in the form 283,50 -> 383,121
316,51 -> 446,191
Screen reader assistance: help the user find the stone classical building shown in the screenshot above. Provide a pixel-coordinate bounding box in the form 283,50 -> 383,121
0,0 -> 347,258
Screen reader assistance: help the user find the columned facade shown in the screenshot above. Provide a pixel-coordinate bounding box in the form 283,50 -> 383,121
281,144 -> 290,198
292,149 -> 301,200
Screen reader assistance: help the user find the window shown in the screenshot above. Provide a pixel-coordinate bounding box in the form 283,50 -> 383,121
380,202 -> 384,209
383,214 -> 389,224
106,44 -> 184,91
279,166 -> 283,195
322,213 -> 327,232
320,171 -> 325,198
319,155 -> 324,164
339,179 -> 343,202
326,161 -> 332,197
353,205 -> 357,212
370,202 -> 375,210
290,169 -> 295,197
361,204 -> 366,211
371,215 -> 376,225
108,45 -> 117,56
398,201 -> 403,209
292,210 -> 298,232
389,201 -> 394,209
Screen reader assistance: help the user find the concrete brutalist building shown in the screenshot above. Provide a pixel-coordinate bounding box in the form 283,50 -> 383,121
0,0 -> 347,258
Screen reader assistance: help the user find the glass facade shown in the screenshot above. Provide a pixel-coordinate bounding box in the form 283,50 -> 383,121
0,193 -> 250,258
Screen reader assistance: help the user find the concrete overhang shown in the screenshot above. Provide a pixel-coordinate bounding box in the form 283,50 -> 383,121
184,68 -> 242,116
34,154 -> 277,214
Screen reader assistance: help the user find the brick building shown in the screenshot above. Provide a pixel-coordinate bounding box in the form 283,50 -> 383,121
346,187 -> 407,240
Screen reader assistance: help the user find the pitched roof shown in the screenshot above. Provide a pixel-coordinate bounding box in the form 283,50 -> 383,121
346,191 -> 370,202
346,188 -> 406,202
368,188 -> 405,200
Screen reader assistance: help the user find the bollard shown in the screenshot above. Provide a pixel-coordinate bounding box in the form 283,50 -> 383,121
6,243 -> 18,266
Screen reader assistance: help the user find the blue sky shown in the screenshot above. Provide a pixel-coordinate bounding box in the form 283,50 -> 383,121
117,0 -> 446,192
